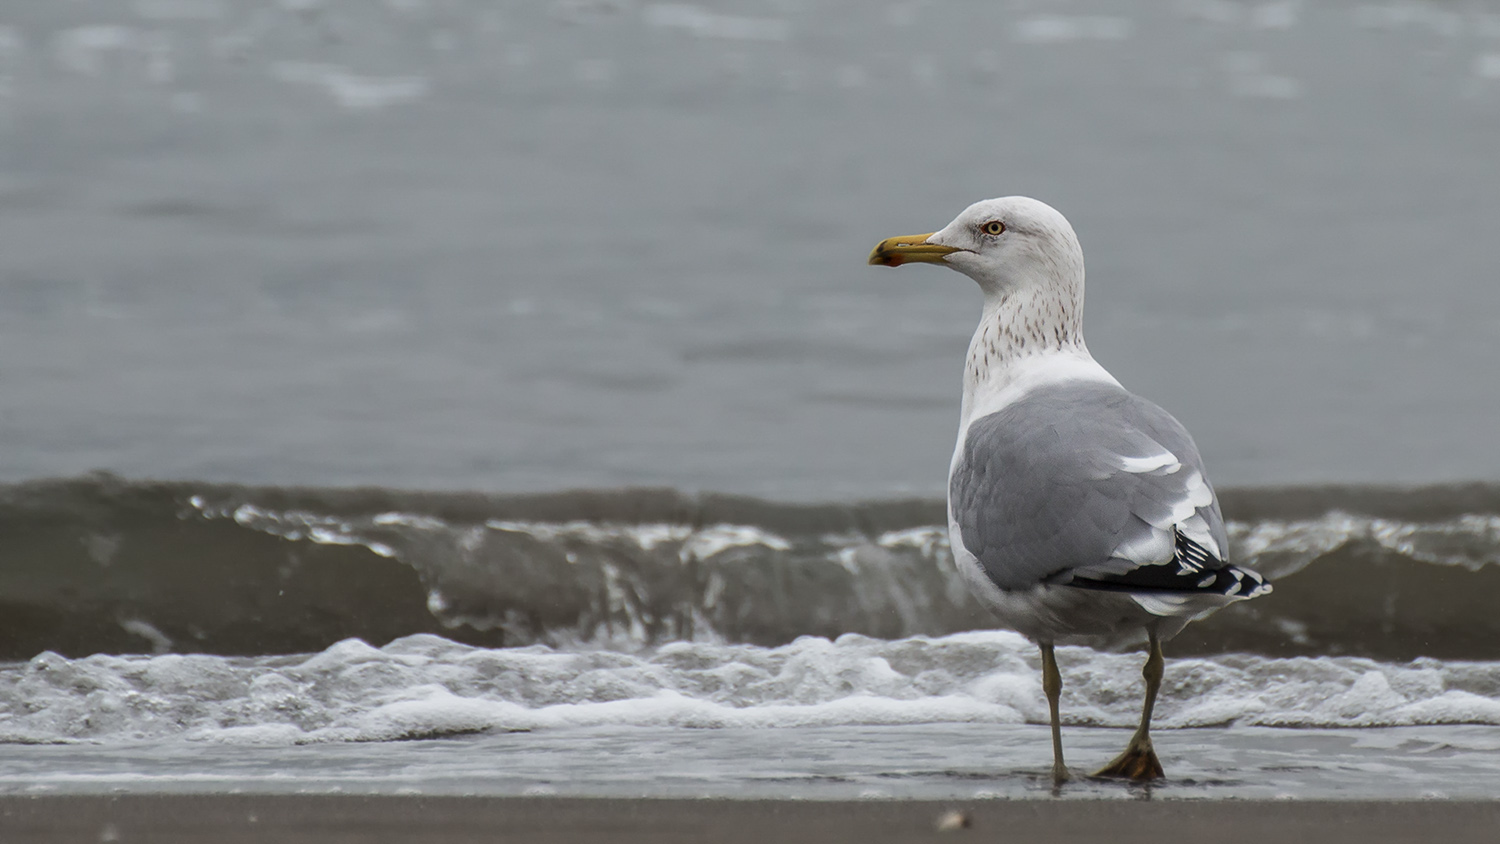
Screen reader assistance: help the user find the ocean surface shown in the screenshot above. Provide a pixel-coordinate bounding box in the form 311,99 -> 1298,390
4,477 -> 1500,798
3,0 -> 1500,497
3,0 -> 1500,803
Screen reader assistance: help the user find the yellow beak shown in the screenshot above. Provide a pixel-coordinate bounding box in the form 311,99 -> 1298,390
867,233 -> 963,267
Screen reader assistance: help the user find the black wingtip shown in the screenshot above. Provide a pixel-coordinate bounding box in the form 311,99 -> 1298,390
1069,528 -> 1271,598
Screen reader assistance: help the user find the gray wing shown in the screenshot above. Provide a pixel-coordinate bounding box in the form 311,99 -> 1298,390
950,381 -> 1236,594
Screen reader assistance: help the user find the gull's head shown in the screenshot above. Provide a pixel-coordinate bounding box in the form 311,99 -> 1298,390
867,196 -> 1084,297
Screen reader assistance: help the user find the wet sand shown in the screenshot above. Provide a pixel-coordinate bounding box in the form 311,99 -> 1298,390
2,796 -> 1497,844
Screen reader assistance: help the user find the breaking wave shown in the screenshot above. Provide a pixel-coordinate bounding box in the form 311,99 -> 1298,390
3,475 -> 1500,661
4,631 -> 1499,746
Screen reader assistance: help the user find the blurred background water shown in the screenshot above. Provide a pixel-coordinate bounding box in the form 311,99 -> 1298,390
3,0 -> 1499,498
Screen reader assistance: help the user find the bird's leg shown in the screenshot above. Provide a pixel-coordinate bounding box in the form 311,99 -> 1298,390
1039,642 -> 1070,784
1094,629 -> 1166,781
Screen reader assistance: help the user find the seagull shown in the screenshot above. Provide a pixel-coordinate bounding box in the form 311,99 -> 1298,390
868,197 -> 1271,783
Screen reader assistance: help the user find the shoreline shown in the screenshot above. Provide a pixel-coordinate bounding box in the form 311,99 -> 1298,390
3,795 -> 1498,844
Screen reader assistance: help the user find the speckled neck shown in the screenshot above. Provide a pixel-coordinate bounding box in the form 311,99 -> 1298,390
963,285 -> 1086,392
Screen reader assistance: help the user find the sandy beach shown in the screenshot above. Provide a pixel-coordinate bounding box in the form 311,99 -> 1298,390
3,796 -> 1498,844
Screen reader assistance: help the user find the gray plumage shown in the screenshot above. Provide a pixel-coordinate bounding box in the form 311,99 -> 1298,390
951,380 -> 1229,592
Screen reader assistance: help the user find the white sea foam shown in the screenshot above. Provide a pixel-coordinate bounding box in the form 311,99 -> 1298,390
1228,512 -> 1500,577
2,632 -> 1497,747
194,496 -> 1500,578
480,519 -> 790,560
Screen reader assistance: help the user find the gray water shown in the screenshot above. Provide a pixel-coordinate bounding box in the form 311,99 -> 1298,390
3,0 -> 1500,498
5,631 -> 1500,800
6,0 -> 1500,805
7,725 -> 1500,800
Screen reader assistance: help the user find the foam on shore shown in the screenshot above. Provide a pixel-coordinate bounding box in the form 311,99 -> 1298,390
3,631 -> 1498,746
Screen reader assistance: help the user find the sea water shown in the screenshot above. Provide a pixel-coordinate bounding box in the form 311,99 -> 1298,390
4,632 -> 1500,800
4,479 -> 1500,800
4,0 -> 1500,802
2,0 -> 1500,497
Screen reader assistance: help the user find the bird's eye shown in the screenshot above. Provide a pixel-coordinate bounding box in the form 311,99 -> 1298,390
981,220 -> 1005,236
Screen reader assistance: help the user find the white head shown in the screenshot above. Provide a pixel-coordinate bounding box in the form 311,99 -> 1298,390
868,196 -> 1085,301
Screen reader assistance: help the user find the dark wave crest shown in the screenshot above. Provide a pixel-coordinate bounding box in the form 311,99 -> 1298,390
3,474 -> 1499,660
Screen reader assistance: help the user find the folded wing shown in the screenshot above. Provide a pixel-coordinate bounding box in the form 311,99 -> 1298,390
950,382 -> 1269,615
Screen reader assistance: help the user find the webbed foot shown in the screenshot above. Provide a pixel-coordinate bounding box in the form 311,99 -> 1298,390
1051,761 -> 1072,785
1092,738 -> 1164,781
